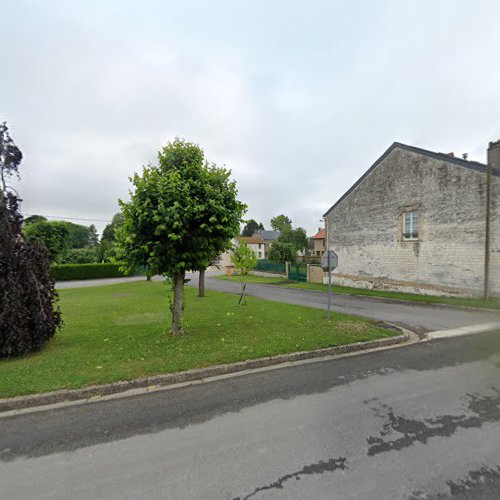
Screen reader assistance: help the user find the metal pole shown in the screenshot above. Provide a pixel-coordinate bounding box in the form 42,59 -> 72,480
327,251 -> 332,321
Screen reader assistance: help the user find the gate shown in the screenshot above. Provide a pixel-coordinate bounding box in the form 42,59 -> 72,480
287,263 -> 307,282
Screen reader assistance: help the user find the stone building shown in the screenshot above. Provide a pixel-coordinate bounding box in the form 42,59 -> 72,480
323,141 -> 500,297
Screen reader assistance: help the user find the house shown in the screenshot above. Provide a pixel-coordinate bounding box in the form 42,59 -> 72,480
255,229 -> 280,253
323,140 -> 500,297
311,228 -> 326,257
236,234 -> 266,259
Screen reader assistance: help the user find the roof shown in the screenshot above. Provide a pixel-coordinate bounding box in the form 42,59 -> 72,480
323,142 -> 500,217
255,229 -> 280,241
312,228 -> 326,239
237,235 -> 265,245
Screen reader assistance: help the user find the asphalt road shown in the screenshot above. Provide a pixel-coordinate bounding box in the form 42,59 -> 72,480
189,272 -> 500,335
1,331 -> 500,499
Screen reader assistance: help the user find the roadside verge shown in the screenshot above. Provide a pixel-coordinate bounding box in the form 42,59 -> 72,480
0,329 -> 411,415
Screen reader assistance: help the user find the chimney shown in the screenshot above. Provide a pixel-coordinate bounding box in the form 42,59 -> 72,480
488,139 -> 500,170
462,153 -> 468,160
447,152 -> 455,157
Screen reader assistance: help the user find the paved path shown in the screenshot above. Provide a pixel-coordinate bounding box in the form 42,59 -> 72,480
189,272 -> 500,335
2,330 -> 500,499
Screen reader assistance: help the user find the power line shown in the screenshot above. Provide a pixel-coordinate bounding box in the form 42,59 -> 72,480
24,214 -> 112,223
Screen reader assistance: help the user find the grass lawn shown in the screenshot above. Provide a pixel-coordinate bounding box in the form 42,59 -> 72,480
215,274 -> 500,310
0,281 -> 394,399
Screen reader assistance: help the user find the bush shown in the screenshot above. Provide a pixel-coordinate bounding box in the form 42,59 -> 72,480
50,262 -> 130,281
1,193 -> 62,357
60,247 -> 97,264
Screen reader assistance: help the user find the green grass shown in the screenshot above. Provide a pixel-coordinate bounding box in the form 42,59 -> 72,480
0,281 -> 394,398
215,274 -> 500,310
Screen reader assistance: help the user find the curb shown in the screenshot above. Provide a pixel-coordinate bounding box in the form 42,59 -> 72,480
0,331 -> 409,414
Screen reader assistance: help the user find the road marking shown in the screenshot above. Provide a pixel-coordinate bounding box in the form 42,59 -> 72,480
427,322 -> 500,340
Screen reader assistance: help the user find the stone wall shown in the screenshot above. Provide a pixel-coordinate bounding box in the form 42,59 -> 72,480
308,265 -> 325,284
325,146 -> 500,297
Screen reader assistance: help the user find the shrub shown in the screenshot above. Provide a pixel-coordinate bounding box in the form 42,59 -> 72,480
1,193 -> 62,357
50,262 -> 130,281
60,247 -> 97,264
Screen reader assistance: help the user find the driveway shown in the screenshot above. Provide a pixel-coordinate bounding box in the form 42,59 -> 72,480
2,330 -> 500,499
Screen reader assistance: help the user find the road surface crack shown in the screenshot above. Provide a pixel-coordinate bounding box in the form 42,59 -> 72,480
232,456 -> 347,500
366,388 -> 500,456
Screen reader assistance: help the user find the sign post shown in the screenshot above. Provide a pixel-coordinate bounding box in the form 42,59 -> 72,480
321,250 -> 338,321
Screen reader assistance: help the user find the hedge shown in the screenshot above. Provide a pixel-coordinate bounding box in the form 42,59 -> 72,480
50,263 -> 130,281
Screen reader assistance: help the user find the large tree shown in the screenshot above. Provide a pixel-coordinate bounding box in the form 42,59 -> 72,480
115,138 -> 246,335
24,220 -> 70,263
0,122 -> 61,357
241,219 -> 264,237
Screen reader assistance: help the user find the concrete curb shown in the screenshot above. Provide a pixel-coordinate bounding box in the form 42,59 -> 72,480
426,321 -> 500,340
0,332 -> 409,414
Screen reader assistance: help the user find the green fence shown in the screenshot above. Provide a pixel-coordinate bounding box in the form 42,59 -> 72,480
254,259 -> 286,274
288,263 -> 307,282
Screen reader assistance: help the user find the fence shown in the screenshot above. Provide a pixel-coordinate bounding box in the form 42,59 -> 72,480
287,262 -> 307,282
254,259 -> 286,274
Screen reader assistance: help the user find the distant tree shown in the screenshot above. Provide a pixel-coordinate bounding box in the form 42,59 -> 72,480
268,241 -> 296,263
231,242 -> 257,305
61,247 -> 97,264
0,122 -> 61,357
241,219 -> 264,237
270,214 -> 292,232
95,239 -> 114,262
24,214 -> 47,225
115,138 -> 246,335
101,213 -> 124,242
88,224 -> 99,246
24,220 -> 70,263
279,226 -> 309,254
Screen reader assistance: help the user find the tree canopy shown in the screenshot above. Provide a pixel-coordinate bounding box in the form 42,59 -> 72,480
0,122 -> 61,357
241,219 -> 264,237
115,138 -> 246,334
270,214 -> 292,232
24,220 -> 71,263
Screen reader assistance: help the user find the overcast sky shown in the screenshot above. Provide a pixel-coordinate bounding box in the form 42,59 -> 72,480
2,0 -> 500,235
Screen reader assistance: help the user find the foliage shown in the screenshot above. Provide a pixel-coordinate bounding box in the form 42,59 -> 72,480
115,138 -> 246,334
268,241 -> 296,263
88,224 -> 99,246
50,262 -> 128,281
278,226 -> 309,254
0,123 -> 61,358
0,122 -> 23,191
231,242 -> 258,276
24,220 -> 70,263
101,212 -> 124,242
241,219 -> 264,237
95,239 -> 114,262
24,214 -> 47,225
57,221 -> 96,249
60,247 -> 97,264
270,214 -> 292,232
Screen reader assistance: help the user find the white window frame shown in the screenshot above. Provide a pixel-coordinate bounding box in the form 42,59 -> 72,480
403,210 -> 419,240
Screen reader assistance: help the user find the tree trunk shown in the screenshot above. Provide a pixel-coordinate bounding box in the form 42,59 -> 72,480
171,270 -> 185,336
198,269 -> 205,297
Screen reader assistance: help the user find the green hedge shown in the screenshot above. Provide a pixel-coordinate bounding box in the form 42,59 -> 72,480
50,263 -> 129,281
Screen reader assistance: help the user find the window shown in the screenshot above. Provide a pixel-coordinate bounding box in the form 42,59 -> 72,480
403,210 -> 419,240
258,252 -> 262,258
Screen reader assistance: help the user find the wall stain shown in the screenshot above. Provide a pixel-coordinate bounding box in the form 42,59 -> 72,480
366,388 -> 500,457
232,456 -> 347,500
